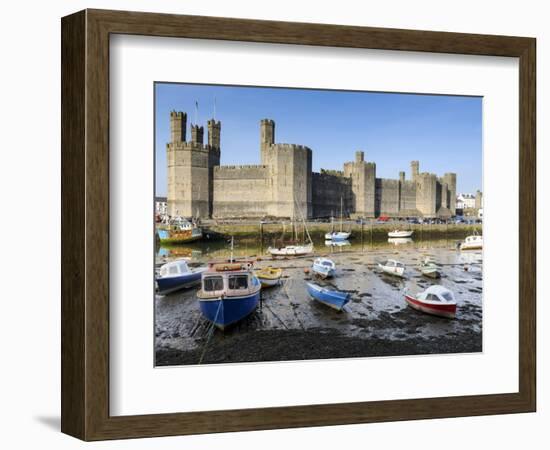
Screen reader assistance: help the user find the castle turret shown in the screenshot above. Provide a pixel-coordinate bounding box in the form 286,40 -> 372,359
191,124 -> 204,144
208,119 -> 221,149
442,172 -> 457,215
167,112 -> 219,219
260,119 -> 275,164
170,111 -> 186,143
344,151 -> 376,218
411,160 -> 419,183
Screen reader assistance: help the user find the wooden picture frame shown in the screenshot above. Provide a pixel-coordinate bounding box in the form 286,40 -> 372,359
61,9 -> 536,441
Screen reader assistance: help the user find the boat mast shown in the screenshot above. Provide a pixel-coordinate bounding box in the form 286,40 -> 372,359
230,236 -> 234,263
340,196 -> 343,232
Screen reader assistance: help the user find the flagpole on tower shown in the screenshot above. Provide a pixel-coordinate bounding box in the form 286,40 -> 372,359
194,100 -> 198,125
214,97 -> 217,121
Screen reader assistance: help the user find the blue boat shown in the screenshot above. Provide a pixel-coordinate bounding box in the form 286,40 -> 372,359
306,282 -> 350,311
197,261 -> 261,330
312,257 -> 336,279
156,259 -> 207,295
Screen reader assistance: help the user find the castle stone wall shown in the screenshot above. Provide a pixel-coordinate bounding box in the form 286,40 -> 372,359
212,165 -> 271,218
376,178 -> 400,216
312,172 -> 352,218
166,112 -> 462,220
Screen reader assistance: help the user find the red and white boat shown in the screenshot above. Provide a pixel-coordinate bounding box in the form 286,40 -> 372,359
404,285 -> 457,319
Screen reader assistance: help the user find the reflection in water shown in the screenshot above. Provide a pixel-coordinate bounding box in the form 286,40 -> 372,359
156,233 -> 470,265
325,239 -> 351,247
387,237 -> 413,246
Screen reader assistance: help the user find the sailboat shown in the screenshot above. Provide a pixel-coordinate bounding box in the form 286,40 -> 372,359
268,199 -> 314,257
325,197 -> 351,241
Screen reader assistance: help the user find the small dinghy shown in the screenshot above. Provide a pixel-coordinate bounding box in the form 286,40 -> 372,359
254,266 -> 283,287
377,259 -> 406,278
388,230 -> 414,238
404,285 -> 457,319
156,259 -> 207,295
306,282 -> 350,311
325,231 -> 351,241
460,235 -> 483,250
420,257 -> 440,278
197,260 -> 261,330
312,257 -> 336,279
268,243 -> 313,257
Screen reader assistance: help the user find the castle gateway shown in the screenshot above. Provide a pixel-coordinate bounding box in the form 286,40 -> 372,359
166,111 -> 457,219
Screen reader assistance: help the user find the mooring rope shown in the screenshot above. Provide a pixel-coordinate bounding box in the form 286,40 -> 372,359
198,300 -> 223,365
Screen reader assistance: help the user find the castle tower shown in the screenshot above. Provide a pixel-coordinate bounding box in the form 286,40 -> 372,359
167,112 -> 219,218
442,172 -> 457,215
260,119 -> 275,164
207,119 -> 221,149
344,151 -> 376,218
411,160 -> 419,183
170,111 -> 186,142
191,124 -> 204,144
416,173 -> 437,217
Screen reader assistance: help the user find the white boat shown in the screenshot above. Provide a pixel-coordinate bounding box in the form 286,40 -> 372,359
268,243 -> 313,257
419,257 -> 440,278
460,235 -> 483,250
325,231 -> 351,241
312,257 -> 336,278
404,285 -> 457,319
388,230 -> 413,238
325,197 -> 351,241
377,259 -> 406,278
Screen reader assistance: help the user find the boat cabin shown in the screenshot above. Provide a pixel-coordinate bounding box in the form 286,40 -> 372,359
418,286 -> 455,303
159,259 -> 191,278
201,271 -> 258,298
465,235 -> 482,243
383,259 -> 405,269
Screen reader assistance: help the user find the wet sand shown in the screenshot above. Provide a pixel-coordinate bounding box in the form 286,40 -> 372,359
155,245 -> 482,366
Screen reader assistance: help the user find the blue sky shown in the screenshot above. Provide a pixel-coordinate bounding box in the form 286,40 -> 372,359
155,83 -> 482,196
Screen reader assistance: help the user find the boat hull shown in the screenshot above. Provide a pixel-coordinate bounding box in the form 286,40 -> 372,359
156,271 -> 203,295
268,244 -> 313,257
461,243 -> 482,250
307,283 -> 350,311
312,267 -> 335,279
325,232 -> 351,241
199,291 -> 260,329
257,277 -> 280,287
405,294 -> 456,319
388,231 -> 413,238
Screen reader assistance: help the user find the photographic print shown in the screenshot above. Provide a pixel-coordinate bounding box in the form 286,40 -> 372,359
154,83 -> 483,367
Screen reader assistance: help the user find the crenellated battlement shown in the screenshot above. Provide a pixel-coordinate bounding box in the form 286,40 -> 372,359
215,164 -> 268,171
167,112 -> 457,219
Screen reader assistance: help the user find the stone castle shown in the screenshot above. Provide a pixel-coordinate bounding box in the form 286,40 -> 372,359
166,111 -> 457,219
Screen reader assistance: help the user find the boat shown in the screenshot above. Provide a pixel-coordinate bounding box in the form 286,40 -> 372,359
156,259 -> 207,295
268,203 -> 314,257
325,231 -> 351,241
197,260 -> 261,330
325,197 -> 352,240
420,257 -> 440,278
312,257 -> 336,279
267,243 -> 313,257
306,282 -> 350,311
254,266 -> 283,287
404,285 -> 457,318
460,235 -> 483,250
377,259 -> 406,277
388,230 -> 413,238
158,217 -> 203,244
